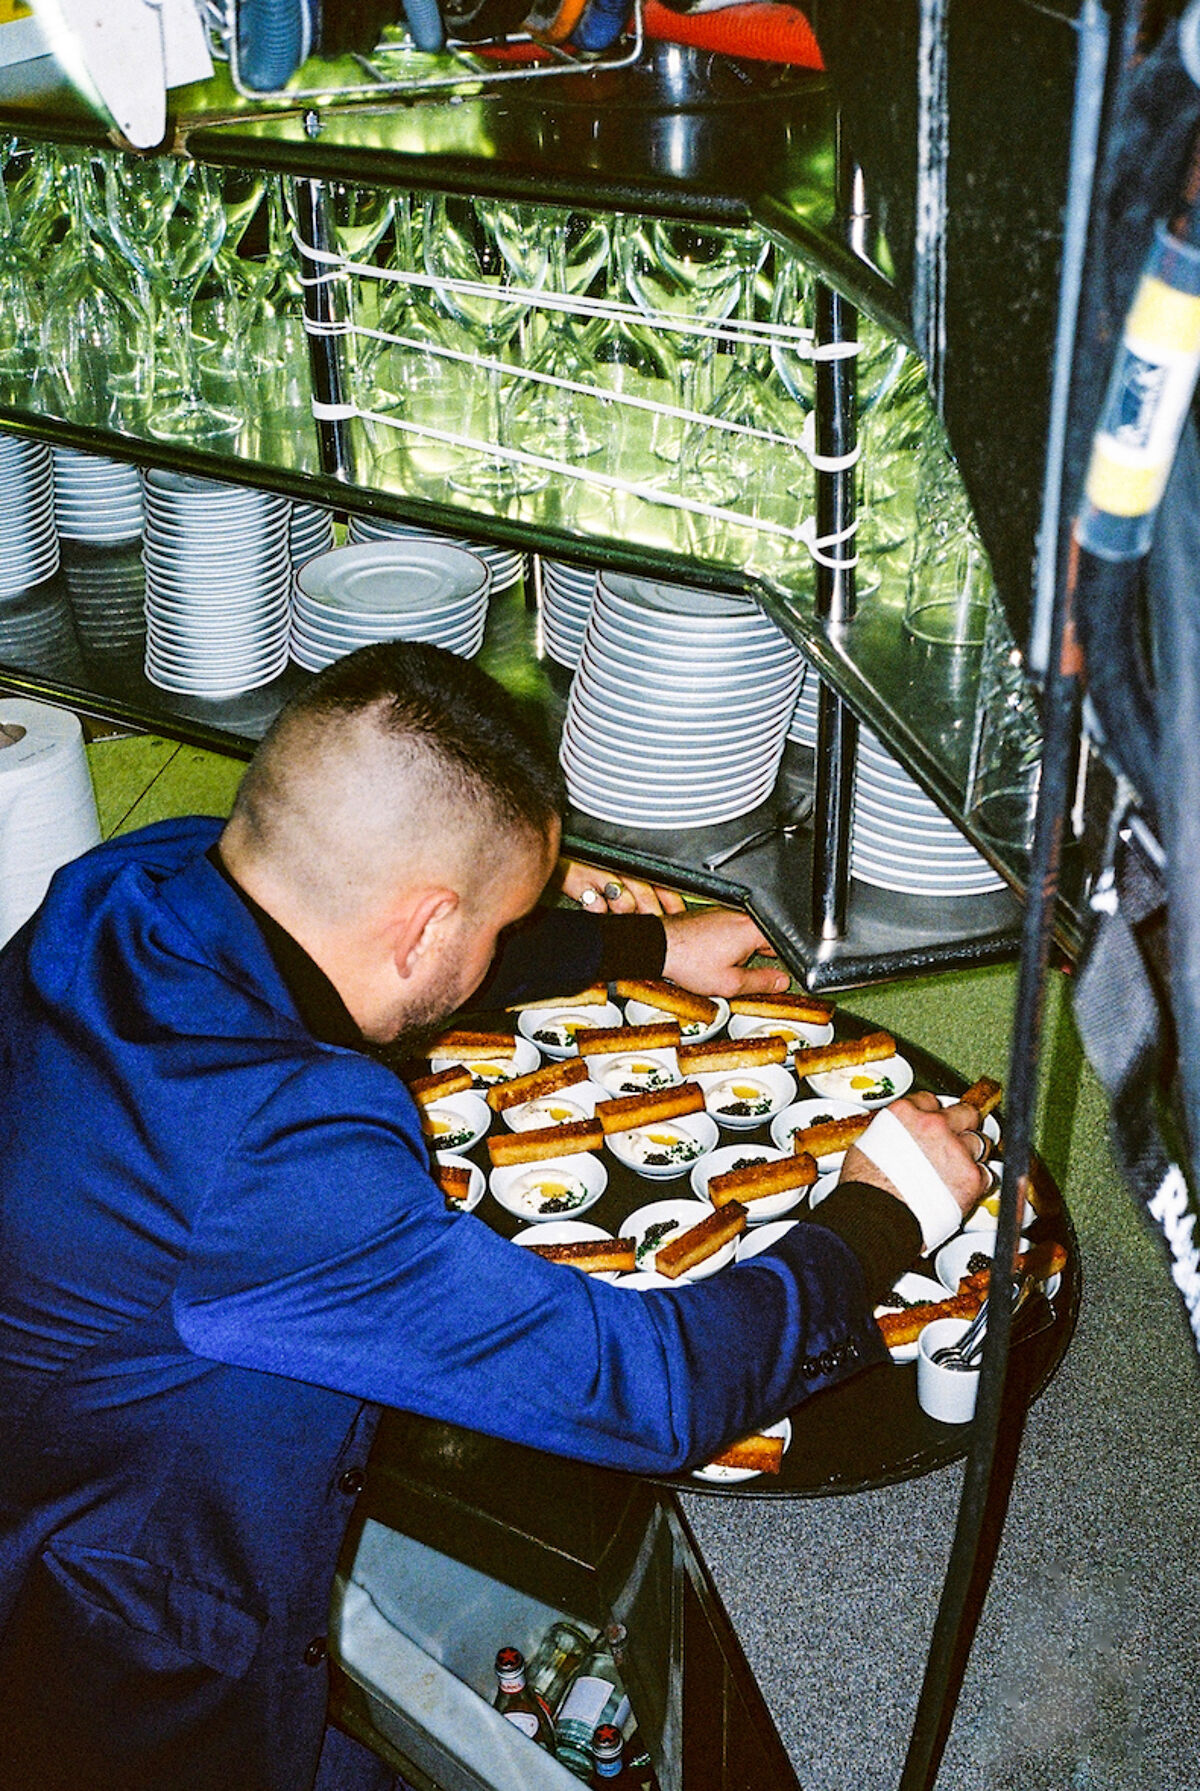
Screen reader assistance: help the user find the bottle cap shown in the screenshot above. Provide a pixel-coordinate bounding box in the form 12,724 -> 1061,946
495,1645 -> 525,1679
592,1722 -> 624,1761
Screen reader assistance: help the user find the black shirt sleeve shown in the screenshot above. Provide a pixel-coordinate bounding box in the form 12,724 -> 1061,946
798,1183 -> 922,1305
474,906 -> 667,1008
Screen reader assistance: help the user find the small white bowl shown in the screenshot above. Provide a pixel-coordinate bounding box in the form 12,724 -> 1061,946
690,1142 -> 807,1224
769,1096 -> 869,1167
435,1152 -> 486,1213
934,1229 -> 1033,1295
610,1267 -> 678,1290
963,1177 -> 1036,1232
804,1053 -> 914,1107
874,1270 -> 947,1363
807,1167 -> 842,1209
489,1154 -> 608,1223
728,1012 -> 834,1059
502,1081 -> 604,1132
691,1416 -> 793,1483
917,1318 -> 981,1423
511,1219 -> 625,1283
430,1035 -> 540,1088
624,1196 -> 735,1281
516,1001 -> 623,1058
588,1048 -> 681,1098
735,1217 -> 801,1261
695,1062 -> 797,1130
624,995 -> 729,1046
421,1090 -> 491,1154
607,1111 -> 720,1180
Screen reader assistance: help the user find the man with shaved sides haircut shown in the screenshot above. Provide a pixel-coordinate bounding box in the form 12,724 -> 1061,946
0,644 -> 986,1791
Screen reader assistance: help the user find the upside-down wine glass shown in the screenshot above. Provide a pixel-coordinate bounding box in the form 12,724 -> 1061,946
423,194 -> 549,502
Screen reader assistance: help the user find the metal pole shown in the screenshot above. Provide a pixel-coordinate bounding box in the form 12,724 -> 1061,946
809,148 -> 861,940
291,171 -> 354,482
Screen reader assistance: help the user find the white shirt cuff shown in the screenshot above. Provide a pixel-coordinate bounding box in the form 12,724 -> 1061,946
852,1106 -> 963,1254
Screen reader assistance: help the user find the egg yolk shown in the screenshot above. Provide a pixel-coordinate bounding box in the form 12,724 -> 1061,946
731,1082 -> 763,1099
427,1115 -> 451,1135
850,1074 -> 877,1090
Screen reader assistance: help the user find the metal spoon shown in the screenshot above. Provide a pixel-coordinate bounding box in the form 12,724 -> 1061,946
703,795 -> 814,870
931,1273 -> 1037,1370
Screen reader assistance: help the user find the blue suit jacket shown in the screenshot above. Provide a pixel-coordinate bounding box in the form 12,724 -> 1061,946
0,819 -> 884,1790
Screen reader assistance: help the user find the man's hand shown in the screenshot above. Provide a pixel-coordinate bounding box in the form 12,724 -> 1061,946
554,858 -> 687,917
840,1091 -> 991,1216
660,908 -> 789,1000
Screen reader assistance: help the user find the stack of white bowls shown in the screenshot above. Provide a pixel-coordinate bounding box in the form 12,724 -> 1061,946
347,514 -> 524,596
290,501 -> 335,570
539,557 -> 597,669
289,539 -> 492,672
561,572 -> 804,830
0,435 -> 57,597
142,471 -> 292,699
851,726 -> 1004,895
0,585 -> 84,682
51,447 -> 143,545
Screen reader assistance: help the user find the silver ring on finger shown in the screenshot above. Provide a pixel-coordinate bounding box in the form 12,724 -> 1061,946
579,886 -> 603,908
962,1130 -> 988,1164
601,880 -> 624,902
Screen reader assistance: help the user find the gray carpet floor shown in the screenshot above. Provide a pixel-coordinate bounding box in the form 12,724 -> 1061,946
680,964 -> 1200,1791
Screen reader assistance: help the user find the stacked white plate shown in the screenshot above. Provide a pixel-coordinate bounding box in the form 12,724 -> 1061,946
347,513 -> 524,595
852,726 -> 1005,895
561,572 -> 804,831
51,447 -> 144,545
539,557 -> 596,669
142,470 -> 292,699
290,539 -> 492,672
290,501 -> 336,569
788,659 -> 820,747
61,551 -> 146,664
0,435 -> 58,597
0,585 -> 85,682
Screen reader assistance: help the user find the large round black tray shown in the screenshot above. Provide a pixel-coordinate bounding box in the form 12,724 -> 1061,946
453,1008 -> 1080,1499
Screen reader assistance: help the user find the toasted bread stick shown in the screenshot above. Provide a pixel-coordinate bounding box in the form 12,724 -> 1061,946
791,1114 -> 872,1159
597,1081 -> 706,1136
876,1239 -> 1067,1346
428,1029 -> 519,1061
612,979 -> 719,1026
407,1066 -> 474,1106
728,993 -> 834,1025
708,1153 -> 818,1207
486,1054 -> 589,1113
576,1022 -> 680,1057
527,1238 -> 637,1273
655,1203 -> 747,1278
436,1164 -> 473,1207
960,1076 -> 1003,1120
487,1119 -> 602,1167
676,1035 -> 789,1075
792,1031 -> 896,1076
707,1434 -> 785,1474
508,984 -> 610,1010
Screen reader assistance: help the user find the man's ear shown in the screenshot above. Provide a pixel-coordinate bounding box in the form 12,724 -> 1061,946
393,887 -> 459,980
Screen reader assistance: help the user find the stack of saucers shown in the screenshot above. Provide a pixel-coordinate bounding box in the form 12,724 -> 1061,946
851,726 -> 1005,896
539,557 -> 596,669
347,514 -> 524,596
289,539 -> 492,672
61,549 -> 146,668
787,659 -> 820,747
51,447 -> 144,545
0,435 -> 58,597
142,471 -> 292,699
561,572 -> 804,831
289,501 -> 336,570
0,584 -> 85,682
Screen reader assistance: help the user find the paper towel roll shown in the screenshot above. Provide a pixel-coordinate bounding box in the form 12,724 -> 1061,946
0,698 -> 101,947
